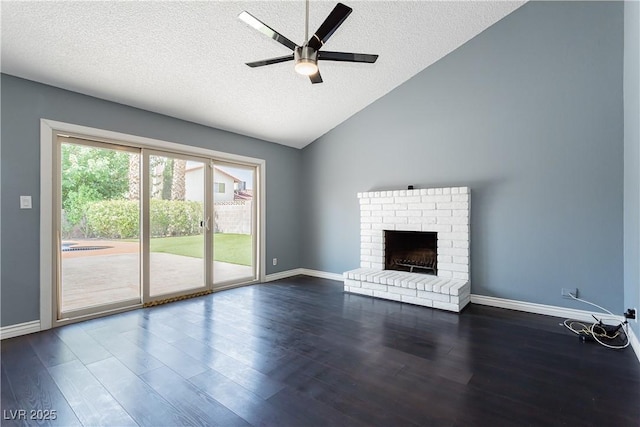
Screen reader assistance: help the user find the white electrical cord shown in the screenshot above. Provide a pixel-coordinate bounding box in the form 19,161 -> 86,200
563,293 -> 630,349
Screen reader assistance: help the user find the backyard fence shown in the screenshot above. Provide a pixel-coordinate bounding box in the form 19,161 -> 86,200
214,200 -> 252,235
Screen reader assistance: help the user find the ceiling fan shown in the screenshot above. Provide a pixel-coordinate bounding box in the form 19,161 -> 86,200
238,1 -> 378,84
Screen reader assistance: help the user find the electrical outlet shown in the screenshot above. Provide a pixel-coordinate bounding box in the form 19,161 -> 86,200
561,288 -> 578,299
272,258 -> 278,266
625,308 -> 637,323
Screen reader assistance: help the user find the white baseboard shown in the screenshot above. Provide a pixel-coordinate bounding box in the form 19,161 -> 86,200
264,268 -> 344,282
470,294 -> 626,323
1,320 -> 41,340
264,268 -> 305,282
298,269 -> 344,281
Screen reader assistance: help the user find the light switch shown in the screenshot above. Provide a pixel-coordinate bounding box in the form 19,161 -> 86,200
20,196 -> 32,209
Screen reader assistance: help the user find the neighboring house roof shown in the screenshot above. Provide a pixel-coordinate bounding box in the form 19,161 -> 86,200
234,190 -> 253,201
215,167 -> 243,183
185,163 -> 243,183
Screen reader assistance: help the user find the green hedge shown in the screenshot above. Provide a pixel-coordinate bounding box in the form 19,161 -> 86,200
84,199 -> 203,239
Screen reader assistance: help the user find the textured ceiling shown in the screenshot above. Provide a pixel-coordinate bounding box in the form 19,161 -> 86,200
1,1 -> 525,149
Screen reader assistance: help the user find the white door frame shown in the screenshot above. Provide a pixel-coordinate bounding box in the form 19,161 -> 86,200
40,119 -> 266,329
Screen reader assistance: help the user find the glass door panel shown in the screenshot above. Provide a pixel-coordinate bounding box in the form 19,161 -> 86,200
149,154 -> 207,297
212,162 -> 256,286
59,141 -> 141,315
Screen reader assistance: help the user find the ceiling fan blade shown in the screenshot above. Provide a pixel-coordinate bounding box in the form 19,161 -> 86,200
309,71 -> 323,84
307,3 -> 352,50
246,55 -> 294,68
238,11 -> 297,51
318,51 -> 378,63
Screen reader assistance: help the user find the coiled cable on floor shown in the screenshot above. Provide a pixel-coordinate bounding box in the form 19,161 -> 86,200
563,293 -> 630,350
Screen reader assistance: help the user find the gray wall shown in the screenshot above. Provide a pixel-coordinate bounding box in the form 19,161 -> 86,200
624,0 -> 640,337
0,74 -> 302,327
301,1 -> 625,310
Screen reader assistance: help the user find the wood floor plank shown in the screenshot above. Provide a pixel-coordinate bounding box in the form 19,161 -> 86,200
79,310 -> 142,333
1,335 -> 33,361
287,368 -> 421,426
452,385 -> 567,427
169,337 -> 287,400
86,330 -> 165,376
137,312 -> 191,343
86,357 -> 190,426
119,327 -> 209,379
171,335 -> 249,371
188,368 -> 307,427
266,385 -> 369,427
2,354 -> 82,426
53,325 -> 112,365
46,360 -> 137,426
1,364 -> 23,427
167,318 -> 292,374
140,366 -> 251,427
28,330 -> 78,368
216,363 -> 286,400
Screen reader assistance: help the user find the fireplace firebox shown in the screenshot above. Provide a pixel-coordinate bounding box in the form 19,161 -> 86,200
384,231 -> 437,275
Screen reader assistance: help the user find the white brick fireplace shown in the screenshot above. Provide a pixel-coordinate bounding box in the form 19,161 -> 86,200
343,187 -> 471,312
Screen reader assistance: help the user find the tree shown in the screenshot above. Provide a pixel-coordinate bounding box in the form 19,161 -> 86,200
128,153 -> 140,200
171,159 -> 186,200
149,155 -> 166,199
162,158 -> 174,200
61,143 -> 129,232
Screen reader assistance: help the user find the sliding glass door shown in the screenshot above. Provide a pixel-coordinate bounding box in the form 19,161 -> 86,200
55,136 -> 260,320
212,162 -> 256,287
148,153 -> 209,298
58,138 -> 141,317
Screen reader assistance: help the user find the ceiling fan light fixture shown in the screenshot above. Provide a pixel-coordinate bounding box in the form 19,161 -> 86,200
294,46 -> 318,76
295,60 -> 318,76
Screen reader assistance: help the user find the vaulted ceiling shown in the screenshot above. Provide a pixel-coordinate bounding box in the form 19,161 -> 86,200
1,1 -> 525,148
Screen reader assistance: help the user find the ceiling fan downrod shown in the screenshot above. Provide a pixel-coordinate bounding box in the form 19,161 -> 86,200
295,0 -> 318,76
304,0 -> 310,45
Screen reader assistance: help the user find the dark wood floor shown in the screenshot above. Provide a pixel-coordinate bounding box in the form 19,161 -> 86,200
2,276 -> 639,427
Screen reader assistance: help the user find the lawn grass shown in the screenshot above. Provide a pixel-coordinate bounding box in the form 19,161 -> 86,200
150,233 -> 252,266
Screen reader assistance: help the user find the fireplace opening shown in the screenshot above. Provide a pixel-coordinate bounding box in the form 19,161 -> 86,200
384,231 -> 437,275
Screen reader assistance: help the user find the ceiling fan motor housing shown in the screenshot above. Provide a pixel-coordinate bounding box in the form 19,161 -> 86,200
294,46 -> 318,75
